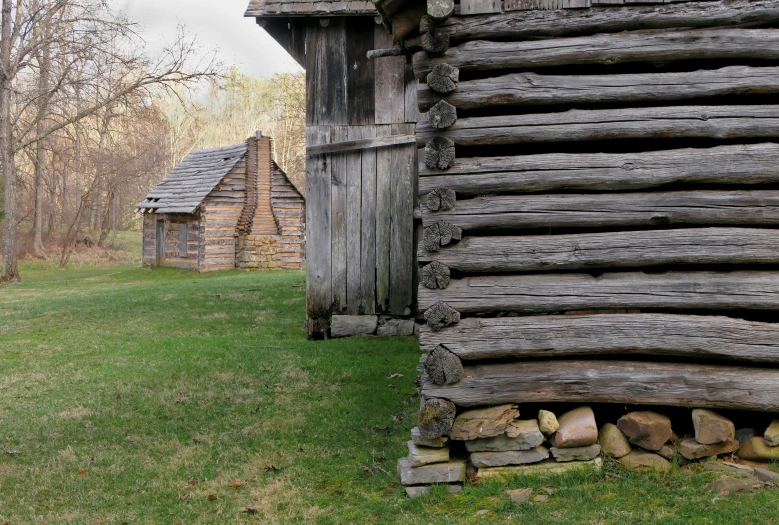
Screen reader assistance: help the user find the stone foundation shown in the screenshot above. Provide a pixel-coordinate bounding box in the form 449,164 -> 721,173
236,234 -> 303,271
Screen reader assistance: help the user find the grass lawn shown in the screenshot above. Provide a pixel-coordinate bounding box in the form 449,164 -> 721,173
2,261 -> 779,524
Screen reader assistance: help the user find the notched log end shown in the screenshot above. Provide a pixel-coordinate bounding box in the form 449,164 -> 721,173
421,30 -> 450,54
424,136 -> 455,170
422,261 -> 451,289
426,188 -> 456,212
424,345 -> 463,385
426,63 -> 459,94
418,397 -> 456,439
422,221 -> 462,252
424,301 -> 461,331
427,100 -> 458,129
427,0 -> 454,20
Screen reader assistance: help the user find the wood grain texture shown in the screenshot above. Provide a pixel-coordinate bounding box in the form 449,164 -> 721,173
375,24 -> 406,124
417,66 -> 779,112
346,127 -> 363,314
306,126 -> 333,337
413,28 -> 779,78
460,0 -> 502,15
330,127 -> 348,313
418,271 -> 779,314
415,105 -> 779,147
306,20 -> 347,125
438,0 -> 779,42
421,190 -> 779,231
390,123 -> 416,315
420,314 -> 779,363
418,143 -> 779,196
360,126 -> 378,314
421,360 -> 779,411
376,125 -> 392,311
418,228 -> 779,272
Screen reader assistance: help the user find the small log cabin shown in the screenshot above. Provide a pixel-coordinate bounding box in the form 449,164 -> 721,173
365,0 -> 779,421
245,0 -> 421,338
137,134 -> 305,272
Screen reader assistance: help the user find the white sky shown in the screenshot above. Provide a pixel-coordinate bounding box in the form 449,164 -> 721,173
116,0 -> 301,78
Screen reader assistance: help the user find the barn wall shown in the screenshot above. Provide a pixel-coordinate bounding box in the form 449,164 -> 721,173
199,159 -> 247,272
305,17 -> 419,337
413,0 -> 779,414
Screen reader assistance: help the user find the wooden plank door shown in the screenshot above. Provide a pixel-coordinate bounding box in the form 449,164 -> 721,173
155,219 -> 165,266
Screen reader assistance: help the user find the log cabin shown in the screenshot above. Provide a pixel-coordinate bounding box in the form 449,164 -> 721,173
137,133 -> 305,272
245,0 -> 421,338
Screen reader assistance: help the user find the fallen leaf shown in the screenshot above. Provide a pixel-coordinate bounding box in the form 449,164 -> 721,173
207,495 -> 216,502
179,493 -> 192,501
192,438 -> 202,444
389,373 -> 404,379
77,469 -> 89,477
227,482 -> 242,488
242,506 -> 258,515
275,451 -> 283,457
185,480 -> 198,487
475,509 -> 489,516
5,450 -> 19,455
264,465 -> 279,473
392,415 -> 403,424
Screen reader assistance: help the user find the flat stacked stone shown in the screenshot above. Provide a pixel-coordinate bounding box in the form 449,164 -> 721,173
764,420 -> 779,447
411,427 -> 448,448
550,444 -> 601,462
470,446 -> 549,468
407,441 -> 450,467
692,409 -> 735,445
397,457 -> 466,486
465,420 -> 544,452
450,404 -> 519,441
476,458 -> 602,481
680,438 -> 739,460
739,437 -> 779,461
618,450 -> 671,471
617,411 -> 672,451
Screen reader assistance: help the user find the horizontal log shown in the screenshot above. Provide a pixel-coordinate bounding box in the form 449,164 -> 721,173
413,28 -> 779,78
418,143 -> 779,196
415,105 -> 779,147
417,66 -> 779,112
422,190 -> 779,231
418,271 -> 779,314
418,227 -> 779,272
421,359 -> 779,412
307,134 -> 416,155
438,0 -> 779,41
419,314 -> 779,363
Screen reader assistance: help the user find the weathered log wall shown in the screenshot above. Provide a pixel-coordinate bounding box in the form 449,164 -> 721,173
410,0 -> 779,416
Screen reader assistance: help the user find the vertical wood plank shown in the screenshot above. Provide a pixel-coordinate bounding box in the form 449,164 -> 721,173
330,126 -> 348,313
306,19 -> 348,126
375,125 -> 392,312
361,125 -> 378,315
404,62 -> 422,124
345,126 -> 364,314
461,0 -> 502,15
346,18 -> 376,126
389,123 -> 415,315
374,24 -> 406,125
306,125 -> 332,338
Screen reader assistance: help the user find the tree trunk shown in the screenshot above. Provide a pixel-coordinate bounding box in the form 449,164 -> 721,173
1,0 -> 19,283
32,6 -> 51,255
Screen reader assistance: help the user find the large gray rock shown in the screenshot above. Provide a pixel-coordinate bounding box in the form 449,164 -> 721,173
411,427 -> 448,448
692,409 -> 735,445
538,410 -> 559,435
680,438 -> 739,460
599,423 -> 632,459
470,446 -> 549,468
617,411 -> 672,451
754,467 -> 779,482
506,488 -> 533,504
764,419 -> 779,446
550,444 -> 601,462
706,476 -> 752,495
618,450 -> 671,471
703,461 -> 756,479
330,315 -> 378,337
397,457 -> 466,486
550,407 -> 598,448
407,441 -> 449,467
476,458 -> 602,481
405,484 -> 462,498
450,404 -> 519,441
465,420 -> 544,452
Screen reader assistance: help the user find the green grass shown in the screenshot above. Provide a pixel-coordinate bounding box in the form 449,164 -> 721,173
1,263 -> 779,524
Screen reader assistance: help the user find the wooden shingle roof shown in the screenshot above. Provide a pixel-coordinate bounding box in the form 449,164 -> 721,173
137,144 -> 248,215
245,0 -> 376,17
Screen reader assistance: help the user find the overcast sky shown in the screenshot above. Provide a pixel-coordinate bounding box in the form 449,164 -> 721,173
116,0 -> 301,78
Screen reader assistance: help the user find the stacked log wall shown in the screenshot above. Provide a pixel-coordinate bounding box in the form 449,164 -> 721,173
142,212 -> 200,270
414,0 -> 779,414
199,159 -> 246,272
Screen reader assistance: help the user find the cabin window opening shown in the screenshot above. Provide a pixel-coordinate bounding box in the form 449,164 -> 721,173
179,224 -> 188,256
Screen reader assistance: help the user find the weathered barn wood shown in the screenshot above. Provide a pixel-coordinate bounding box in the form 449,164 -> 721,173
421,360 -> 779,412
417,66 -> 779,112
413,28 -> 779,78
418,271 -> 779,314
437,0 -> 779,41
418,228 -> 779,272
423,191 -> 779,231
418,143 -> 779,196
416,105 -> 779,147
419,314 -> 779,363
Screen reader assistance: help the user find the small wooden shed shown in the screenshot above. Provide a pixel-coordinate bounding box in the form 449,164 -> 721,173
246,0 -> 421,338
137,134 -> 305,272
